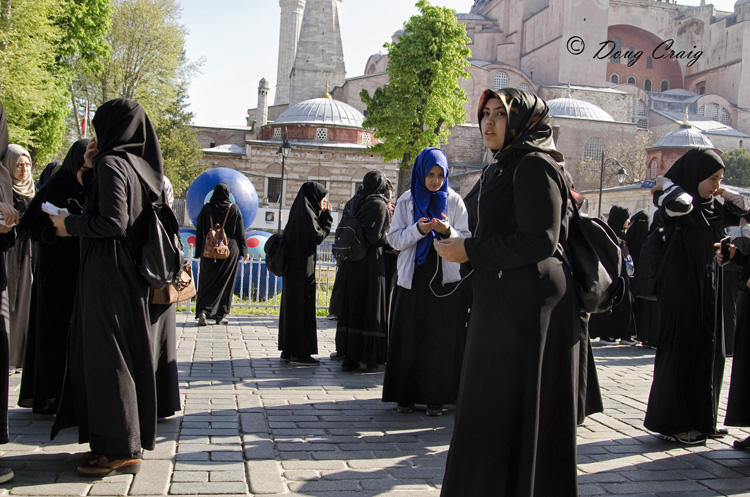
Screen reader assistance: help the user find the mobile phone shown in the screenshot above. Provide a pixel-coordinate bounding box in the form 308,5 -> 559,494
720,236 -> 731,265
641,180 -> 656,188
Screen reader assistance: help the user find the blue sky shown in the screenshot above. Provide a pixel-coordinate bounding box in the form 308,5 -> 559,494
177,0 -> 737,127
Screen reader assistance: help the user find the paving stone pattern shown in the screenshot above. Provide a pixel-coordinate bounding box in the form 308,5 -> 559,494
0,315 -> 749,496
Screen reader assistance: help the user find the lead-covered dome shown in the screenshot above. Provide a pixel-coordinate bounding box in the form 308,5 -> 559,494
548,97 -> 615,122
273,96 -> 365,128
652,123 -> 715,149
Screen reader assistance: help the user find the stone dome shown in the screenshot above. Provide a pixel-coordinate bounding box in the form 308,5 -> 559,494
652,123 -> 715,149
547,97 -> 615,122
273,96 -> 365,128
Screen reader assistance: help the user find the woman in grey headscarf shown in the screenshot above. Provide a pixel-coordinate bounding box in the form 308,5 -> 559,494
2,144 -> 34,371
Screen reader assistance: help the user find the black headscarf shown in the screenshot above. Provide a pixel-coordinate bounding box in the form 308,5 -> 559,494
607,205 -> 630,239
210,182 -> 232,211
92,98 -> 163,199
284,181 -> 329,258
477,88 -> 564,165
625,210 -> 650,267
36,160 -> 62,189
0,102 -> 9,204
352,170 -> 389,212
664,148 -> 724,227
60,139 -> 89,177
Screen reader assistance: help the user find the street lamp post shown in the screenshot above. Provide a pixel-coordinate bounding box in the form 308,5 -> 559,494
276,129 -> 292,233
598,152 -> 627,218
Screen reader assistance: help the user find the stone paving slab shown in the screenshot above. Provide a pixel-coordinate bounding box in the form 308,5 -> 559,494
0,315 -> 748,495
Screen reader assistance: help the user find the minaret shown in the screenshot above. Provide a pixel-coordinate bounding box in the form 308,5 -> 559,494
275,0 -> 305,106
258,78 -> 270,127
288,0 -> 346,105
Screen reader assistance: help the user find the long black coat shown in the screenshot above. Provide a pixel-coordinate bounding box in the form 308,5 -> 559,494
441,153 -> 579,497
645,188 -> 747,436
51,156 -> 156,457
194,202 -> 247,319
333,195 -> 390,366
18,170 -> 85,413
726,250 -> 750,426
278,182 -> 332,357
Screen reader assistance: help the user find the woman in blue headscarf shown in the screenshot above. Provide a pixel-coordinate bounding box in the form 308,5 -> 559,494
381,148 -> 470,416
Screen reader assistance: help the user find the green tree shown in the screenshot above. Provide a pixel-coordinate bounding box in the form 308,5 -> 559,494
76,0 -> 203,191
360,0 -> 471,195
154,86 -> 206,197
721,148 -> 750,188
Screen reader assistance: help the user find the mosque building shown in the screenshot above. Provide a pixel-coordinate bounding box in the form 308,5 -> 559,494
195,0 -> 750,220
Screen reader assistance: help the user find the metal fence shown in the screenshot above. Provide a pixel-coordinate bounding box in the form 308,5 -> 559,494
179,242 -> 337,314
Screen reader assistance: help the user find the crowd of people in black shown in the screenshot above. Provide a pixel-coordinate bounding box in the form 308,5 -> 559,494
0,87 -> 749,495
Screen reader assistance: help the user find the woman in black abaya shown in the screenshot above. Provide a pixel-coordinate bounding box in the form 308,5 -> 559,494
194,183 -> 248,326
625,210 -> 652,346
278,182 -> 332,365
3,144 -> 34,371
0,102 -> 20,483
18,139 -> 89,414
50,98 -> 164,477
333,171 -> 390,372
644,148 -> 749,445
435,89 -> 579,496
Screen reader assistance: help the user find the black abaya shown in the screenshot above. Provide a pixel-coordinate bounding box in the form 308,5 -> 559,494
0,102 -> 15,443
7,193 -> 31,369
645,149 -> 748,438
441,89 -> 579,497
724,250 -> 750,426
52,98 -> 163,458
194,185 -> 247,321
278,182 -> 332,358
334,186 -> 390,369
18,154 -> 86,413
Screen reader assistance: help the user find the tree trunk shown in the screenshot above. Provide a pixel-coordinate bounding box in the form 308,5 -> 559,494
69,83 -> 81,139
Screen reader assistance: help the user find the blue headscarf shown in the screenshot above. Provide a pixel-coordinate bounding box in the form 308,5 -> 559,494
412,147 -> 449,266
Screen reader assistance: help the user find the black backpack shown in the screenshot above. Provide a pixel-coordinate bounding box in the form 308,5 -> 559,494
265,233 -> 288,277
332,200 -> 368,262
633,224 -> 680,301
534,153 -> 624,314
138,198 -> 183,290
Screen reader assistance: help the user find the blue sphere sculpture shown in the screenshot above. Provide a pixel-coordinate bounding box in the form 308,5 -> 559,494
186,168 -> 259,230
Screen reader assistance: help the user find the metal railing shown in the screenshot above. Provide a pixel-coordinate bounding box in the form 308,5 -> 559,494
179,243 -> 337,314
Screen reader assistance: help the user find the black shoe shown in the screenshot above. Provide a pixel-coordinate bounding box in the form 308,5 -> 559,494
197,312 -> 207,326
734,435 -> 750,450
291,356 -> 320,366
330,352 -> 345,361
215,317 -> 227,325
657,431 -> 706,445
707,427 -> 729,438
342,360 -> 360,372
396,403 -> 413,414
426,405 -> 443,416
280,352 -> 291,363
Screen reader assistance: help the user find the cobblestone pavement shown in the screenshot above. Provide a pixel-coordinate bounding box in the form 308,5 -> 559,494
0,315 -> 749,496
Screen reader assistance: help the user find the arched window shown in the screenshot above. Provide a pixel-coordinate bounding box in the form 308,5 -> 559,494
720,108 -> 731,126
518,83 -> 531,92
627,76 -> 636,85
273,128 -> 281,140
646,56 -> 653,68
584,138 -> 604,162
650,160 -> 658,179
635,100 -> 647,117
610,74 -> 619,84
644,79 -> 652,92
494,72 -> 509,90
661,80 -> 669,92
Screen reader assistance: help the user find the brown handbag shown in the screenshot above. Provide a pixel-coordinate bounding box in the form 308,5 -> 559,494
151,261 -> 197,304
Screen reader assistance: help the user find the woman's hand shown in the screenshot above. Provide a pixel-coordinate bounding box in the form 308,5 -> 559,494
321,198 -> 332,211
49,212 -> 71,237
417,217 -> 432,235
433,238 -> 468,263
84,137 -> 98,169
650,176 -> 669,195
714,241 -> 736,265
243,254 -> 250,263
0,203 -> 19,233
429,213 -> 451,236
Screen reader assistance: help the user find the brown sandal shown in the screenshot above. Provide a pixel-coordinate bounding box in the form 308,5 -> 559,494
77,456 -> 141,477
